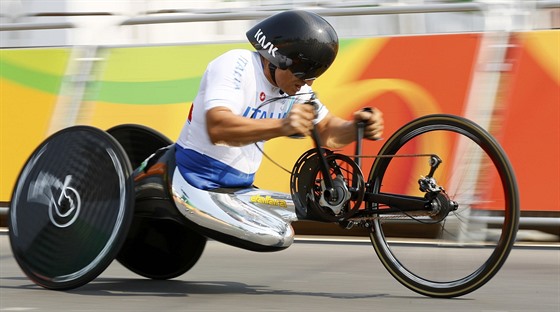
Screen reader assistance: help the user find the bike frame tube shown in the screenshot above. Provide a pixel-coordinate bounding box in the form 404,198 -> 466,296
362,192 -> 430,214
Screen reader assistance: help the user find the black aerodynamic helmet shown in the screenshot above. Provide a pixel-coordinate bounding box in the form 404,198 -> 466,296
246,10 -> 339,80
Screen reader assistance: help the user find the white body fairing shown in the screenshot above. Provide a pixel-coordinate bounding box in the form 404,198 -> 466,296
171,167 -> 298,249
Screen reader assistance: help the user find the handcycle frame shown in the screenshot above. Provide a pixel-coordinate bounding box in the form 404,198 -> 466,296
8,111 -> 519,298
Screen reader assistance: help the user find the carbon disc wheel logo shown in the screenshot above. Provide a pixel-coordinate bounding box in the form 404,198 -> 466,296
29,172 -> 82,228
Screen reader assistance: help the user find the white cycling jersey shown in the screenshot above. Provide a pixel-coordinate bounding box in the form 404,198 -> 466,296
176,49 -> 329,190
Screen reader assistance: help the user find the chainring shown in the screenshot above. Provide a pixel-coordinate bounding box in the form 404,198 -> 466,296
290,149 -> 365,222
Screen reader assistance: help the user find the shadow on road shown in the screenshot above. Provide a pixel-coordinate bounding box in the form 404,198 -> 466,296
74,278 -> 394,299
0,277 -> 402,300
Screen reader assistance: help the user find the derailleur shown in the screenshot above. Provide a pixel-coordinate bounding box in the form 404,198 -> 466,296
418,155 -> 458,222
418,155 -> 444,193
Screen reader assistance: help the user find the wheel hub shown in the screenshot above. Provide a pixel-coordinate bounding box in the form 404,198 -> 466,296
318,175 -> 351,215
428,192 -> 458,222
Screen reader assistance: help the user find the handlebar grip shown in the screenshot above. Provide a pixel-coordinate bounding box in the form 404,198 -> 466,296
357,107 -> 382,141
289,98 -> 319,139
356,107 -> 372,130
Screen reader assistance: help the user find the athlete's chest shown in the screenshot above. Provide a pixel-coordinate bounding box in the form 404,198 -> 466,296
242,90 -> 315,120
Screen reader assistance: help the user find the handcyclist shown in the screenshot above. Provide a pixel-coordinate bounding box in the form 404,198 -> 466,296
176,10 -> 384,190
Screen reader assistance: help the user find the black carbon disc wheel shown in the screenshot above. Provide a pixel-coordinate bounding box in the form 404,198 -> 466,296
9,126 -> 134,290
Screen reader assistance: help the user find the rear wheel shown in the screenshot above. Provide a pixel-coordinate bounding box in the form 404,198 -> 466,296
107,124 -> 207,279
117,216 -> 206,280
9,126 -> 134,290
368,114 -> 519,298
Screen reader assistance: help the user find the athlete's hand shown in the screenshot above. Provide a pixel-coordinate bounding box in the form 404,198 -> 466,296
282,104 -> 316,137
353,107 -> 384,140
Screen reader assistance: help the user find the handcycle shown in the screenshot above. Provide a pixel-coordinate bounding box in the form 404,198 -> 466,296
8,98 -> 519,298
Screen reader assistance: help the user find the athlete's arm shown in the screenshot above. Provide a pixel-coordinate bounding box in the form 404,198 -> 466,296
316,108 -> 384,149
206,104 -> 316,146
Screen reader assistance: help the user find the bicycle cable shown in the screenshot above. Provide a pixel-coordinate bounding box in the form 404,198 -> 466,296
250,92 -> 315,175
249,95 -> 440,175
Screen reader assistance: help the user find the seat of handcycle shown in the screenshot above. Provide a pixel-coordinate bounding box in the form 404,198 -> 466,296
134,144 -> 297,252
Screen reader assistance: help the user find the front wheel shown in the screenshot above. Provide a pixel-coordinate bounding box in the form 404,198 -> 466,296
368,114 -> 519,298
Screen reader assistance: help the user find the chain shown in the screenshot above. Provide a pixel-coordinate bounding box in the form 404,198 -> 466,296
345,210 -> 437,229
348,213 -> 431,222
270,152 -> 439,176
342,153 -> 438,159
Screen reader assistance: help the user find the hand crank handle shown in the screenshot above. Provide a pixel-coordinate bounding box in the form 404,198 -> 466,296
305,96 -> 336,198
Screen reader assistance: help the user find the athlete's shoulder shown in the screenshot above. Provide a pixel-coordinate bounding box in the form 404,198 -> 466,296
211,49 -> 257,66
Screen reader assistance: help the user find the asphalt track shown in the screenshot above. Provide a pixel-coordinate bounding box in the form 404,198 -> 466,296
1,232 -> 559,312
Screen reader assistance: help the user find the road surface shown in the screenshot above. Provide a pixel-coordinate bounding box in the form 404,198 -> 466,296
1,233 -> 559,312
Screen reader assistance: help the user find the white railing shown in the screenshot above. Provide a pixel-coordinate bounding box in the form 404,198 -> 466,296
1,1 -> 558,47
0,1 -> 506,47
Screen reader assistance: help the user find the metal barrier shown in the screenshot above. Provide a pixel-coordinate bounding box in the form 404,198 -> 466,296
1,1 -> 559,33
1,1 -> 557,42
0,2 -> 486,33
0,22 -> 74,31
0,12 -> 114,31
538,0 -> 560,9
120,2 -> 485,26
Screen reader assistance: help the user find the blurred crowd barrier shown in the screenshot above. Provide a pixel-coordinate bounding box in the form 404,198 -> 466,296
1,1 -> 559,224
1,1 -> 559,46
